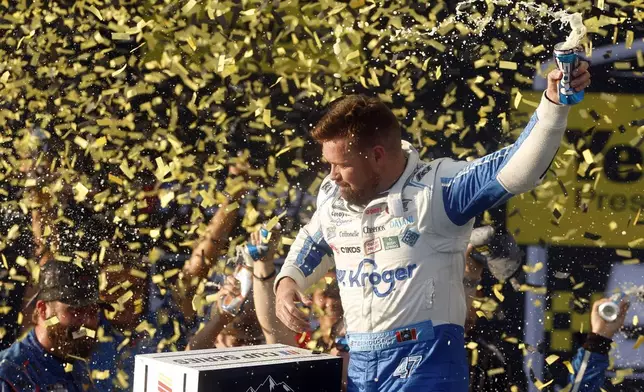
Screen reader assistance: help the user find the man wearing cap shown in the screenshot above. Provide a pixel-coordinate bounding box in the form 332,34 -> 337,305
0,261 -> 112,391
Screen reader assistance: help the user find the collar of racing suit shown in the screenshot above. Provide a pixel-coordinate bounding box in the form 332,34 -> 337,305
384,140 -> 420,218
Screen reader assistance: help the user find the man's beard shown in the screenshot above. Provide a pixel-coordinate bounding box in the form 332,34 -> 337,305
339,171 -> 380,206
47,323 -> 96,360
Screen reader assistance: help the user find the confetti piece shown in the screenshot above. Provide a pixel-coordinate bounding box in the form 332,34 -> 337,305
263,109 -> 271,128
74,183 -> 89,202
499,61 -> 517,70
535,379 -> 554,390
514,91 -> 522,109
546,354 -> 559,365
159,191 -> 175,208
523,262 -> 543,273
493,284 -> 505,302
45,316 -> 60,326
117,290 -> 133,305
346,50 -> 360,61
64,363 -> 73,373
87,5 -> 103,21
616,249 -> 632,258
487,368 -> 505,376
225,202 -> 240,212
634,335 -> 644,349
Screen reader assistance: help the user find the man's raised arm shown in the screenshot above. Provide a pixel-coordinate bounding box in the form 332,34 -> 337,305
435,63 -> 590,227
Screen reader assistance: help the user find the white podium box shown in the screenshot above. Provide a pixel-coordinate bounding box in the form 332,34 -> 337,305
133,344 -> 343,392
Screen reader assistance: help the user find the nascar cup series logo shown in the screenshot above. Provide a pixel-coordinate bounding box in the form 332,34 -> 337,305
336,259 -> 418,297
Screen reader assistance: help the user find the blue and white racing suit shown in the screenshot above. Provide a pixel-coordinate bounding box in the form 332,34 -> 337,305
276,92 -> 570,392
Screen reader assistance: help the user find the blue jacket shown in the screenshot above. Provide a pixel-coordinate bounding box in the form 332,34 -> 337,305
569,333 -> 612,392
0,330 -> 95,392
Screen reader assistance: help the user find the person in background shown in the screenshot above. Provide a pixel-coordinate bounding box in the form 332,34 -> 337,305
569,297 -> 630,392
0,260 -> 112,392
89,187 -> 244,391
464,226 -> 524,391
463,226 -> 631,392
187,224 -> 295,349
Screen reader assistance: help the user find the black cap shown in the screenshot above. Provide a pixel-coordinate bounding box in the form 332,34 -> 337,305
37,261 -> 113,310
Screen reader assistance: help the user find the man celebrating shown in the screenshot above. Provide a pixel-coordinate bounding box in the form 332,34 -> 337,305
0,261 -> 112,391
275,63 -> 591,391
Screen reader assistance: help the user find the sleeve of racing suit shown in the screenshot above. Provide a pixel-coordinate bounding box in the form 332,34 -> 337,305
439,91 -> 571,227
568,333 -> 611,392
0,380 -> 17,392
274,179 -> 336,292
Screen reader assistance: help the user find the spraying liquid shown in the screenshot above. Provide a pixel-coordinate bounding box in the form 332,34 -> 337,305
598,285 -> 644,322
395,1 -> 587,51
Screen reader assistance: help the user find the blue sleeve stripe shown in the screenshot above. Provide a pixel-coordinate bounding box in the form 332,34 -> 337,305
295,230 -> 332,277
442,112 -> 539,226
442,178 -> 512,226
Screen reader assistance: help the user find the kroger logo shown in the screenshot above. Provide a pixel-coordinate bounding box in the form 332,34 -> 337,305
336,259 -> 418,297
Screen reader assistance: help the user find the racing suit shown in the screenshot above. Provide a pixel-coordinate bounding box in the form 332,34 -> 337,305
276,92 -> 570,392
568,333 -> 612,392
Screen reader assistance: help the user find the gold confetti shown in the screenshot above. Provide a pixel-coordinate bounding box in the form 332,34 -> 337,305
546,354 -> 559,365
487,368 -> 505,376
64,363 -> 73,372
73,183 -> 89,202
499,61 -> 517,70
493,284 -> 505,302
634,335 -> 644,349
514,91 -> 522,109
45,316 -> 60,326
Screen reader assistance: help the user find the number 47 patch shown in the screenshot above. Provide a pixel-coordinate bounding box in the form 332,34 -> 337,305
393,355 -> 422,379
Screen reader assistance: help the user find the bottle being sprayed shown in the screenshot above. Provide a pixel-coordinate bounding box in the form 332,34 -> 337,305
554,43 -> 585,105
553,12 -> 587,105
220,223 -> 281,315
598,292 -> 625,322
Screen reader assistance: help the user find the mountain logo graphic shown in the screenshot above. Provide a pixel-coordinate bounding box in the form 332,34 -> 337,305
246,375 -> 295,392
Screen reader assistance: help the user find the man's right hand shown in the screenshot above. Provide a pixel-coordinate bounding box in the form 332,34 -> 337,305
275,277 -> 312,332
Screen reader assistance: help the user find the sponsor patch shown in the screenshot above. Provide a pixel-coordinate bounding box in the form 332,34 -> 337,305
415,164 -> 433,181
401,228 -> 420,247
340,246 -> 361,254
383,236 -> 400,250
336,260 -> 418,297
339,230 -> 359,238
321,181 -> 333,194
332,198 -> 347,211
395,328 -> 418,343
326,227 -> 336,240
389,216 -> 415,229
365,206 -> 384,215
363,225 -> 385,234
364,238 -> 382,254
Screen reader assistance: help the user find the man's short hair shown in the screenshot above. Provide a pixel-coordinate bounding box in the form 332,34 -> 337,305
311,95 -> 401,152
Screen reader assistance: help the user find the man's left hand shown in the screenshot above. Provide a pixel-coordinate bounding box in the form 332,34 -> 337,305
546,60 -> 591,104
